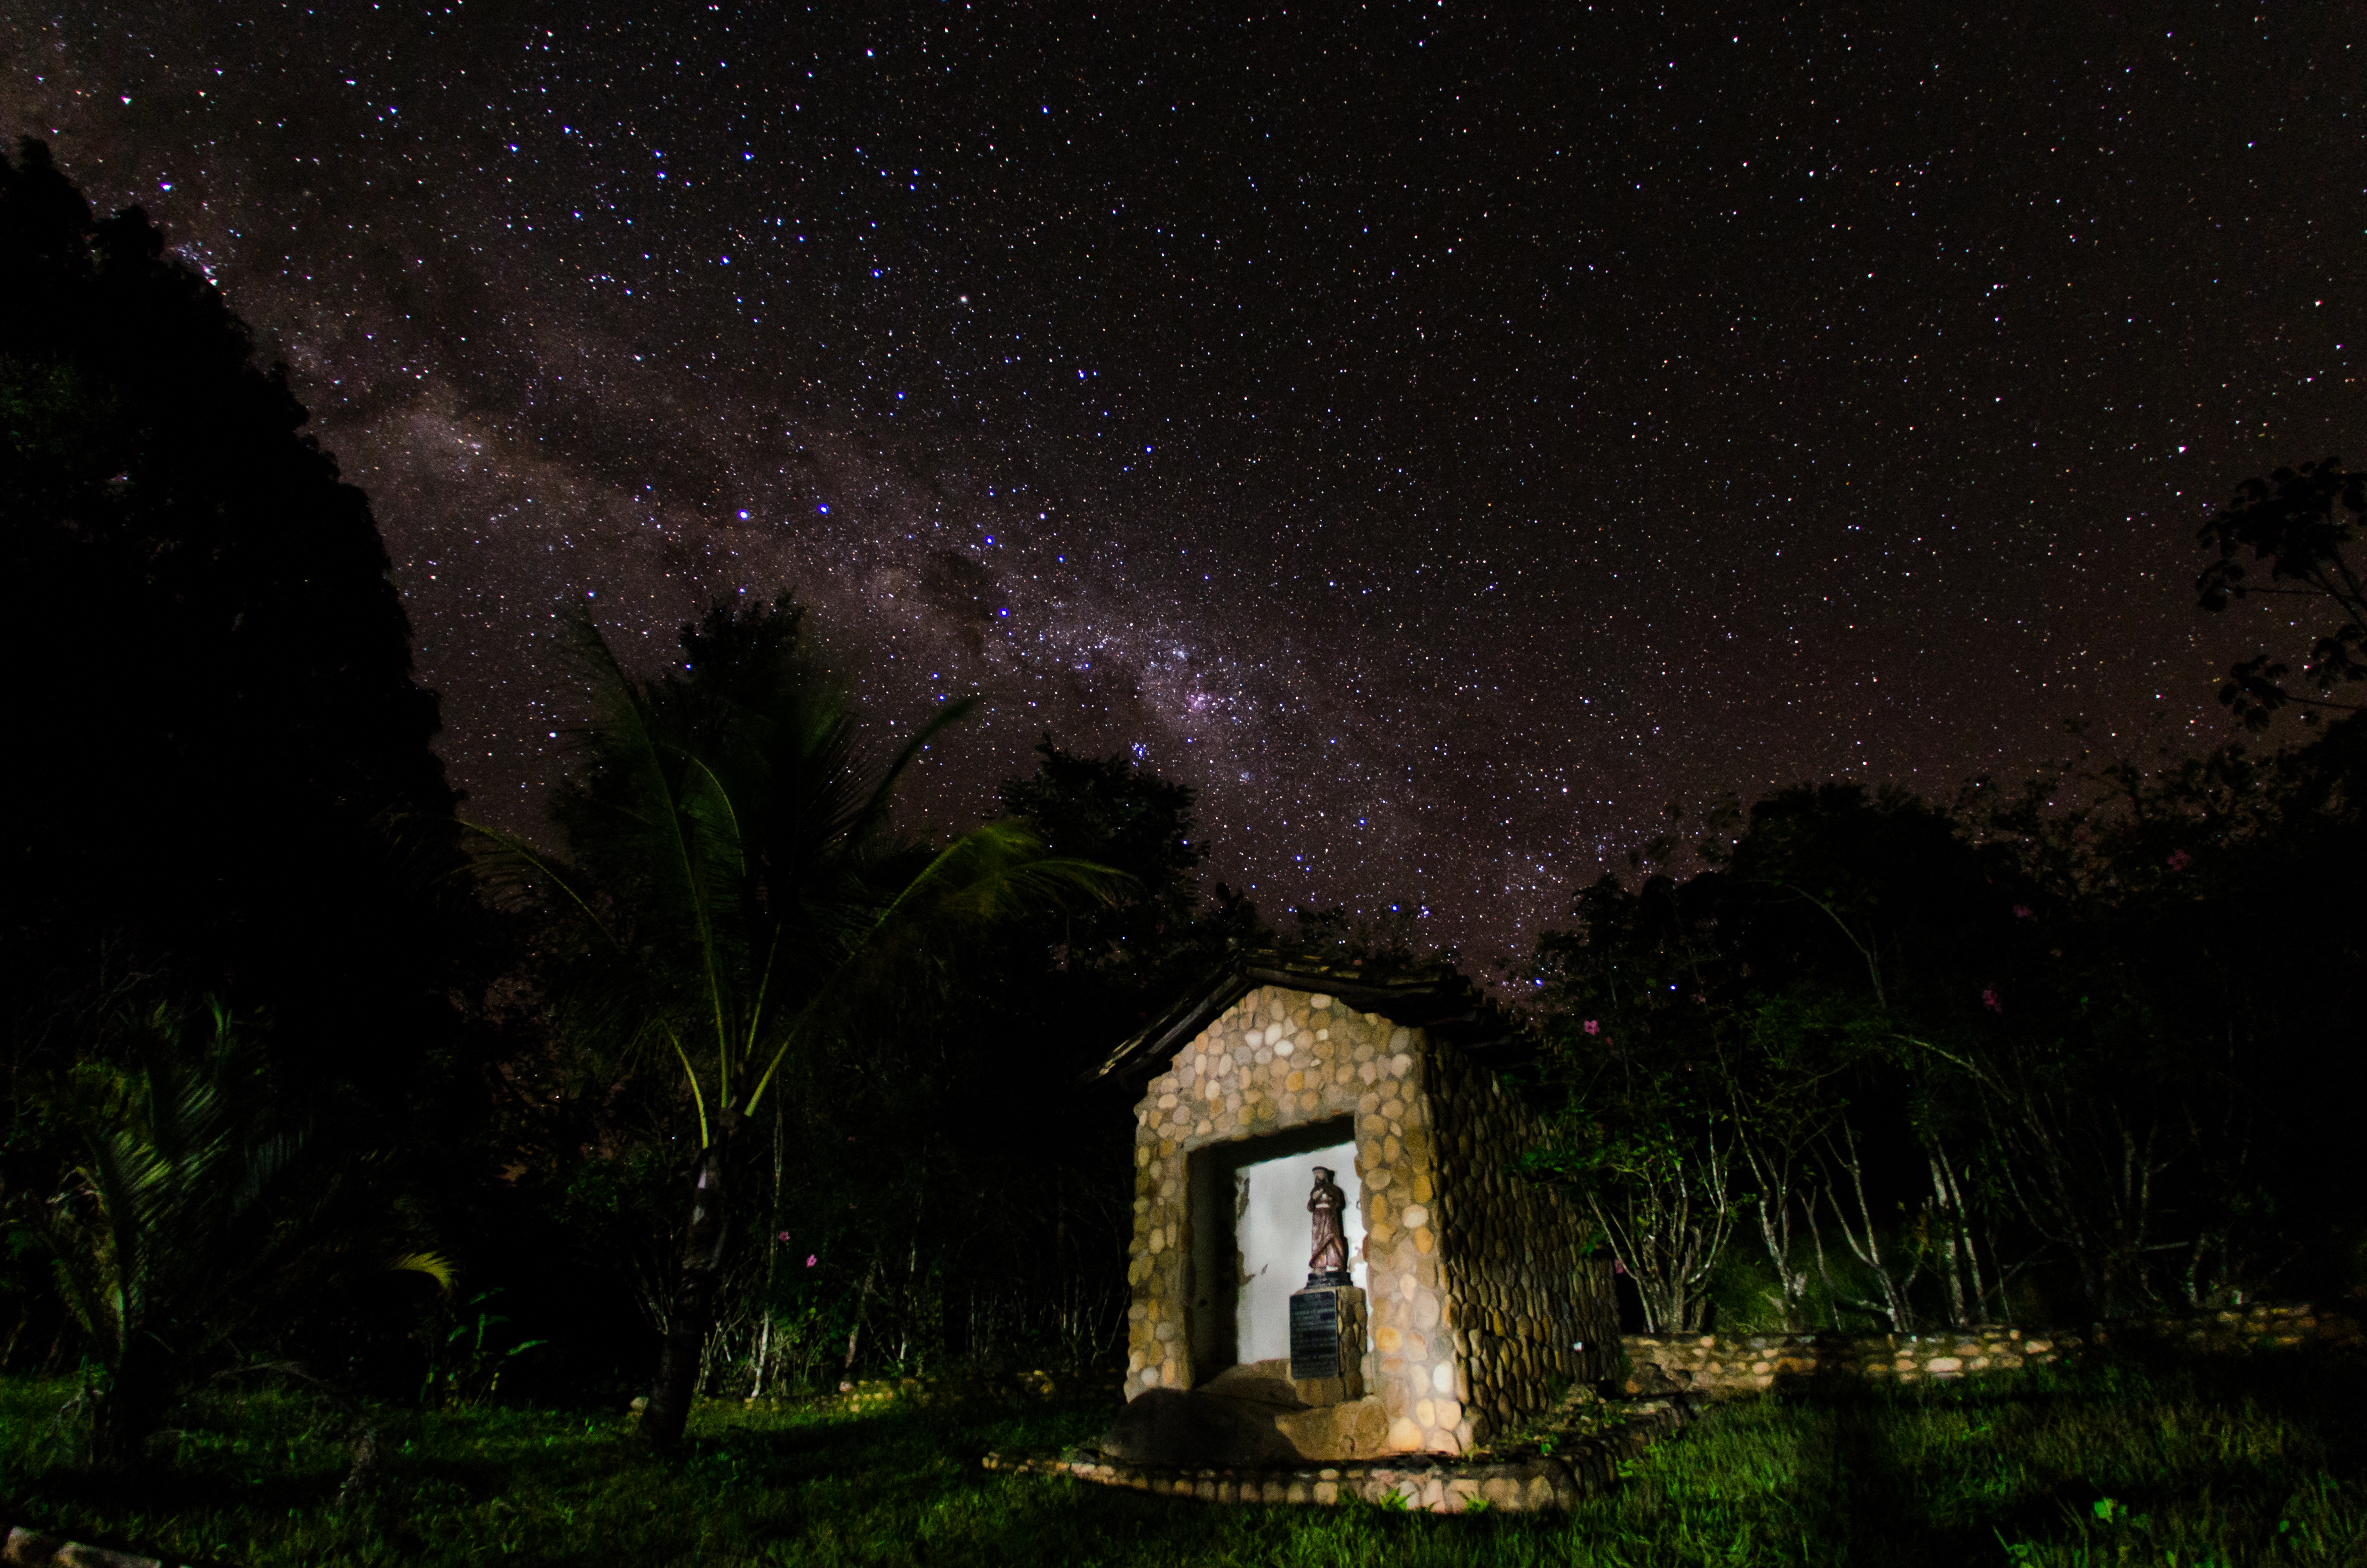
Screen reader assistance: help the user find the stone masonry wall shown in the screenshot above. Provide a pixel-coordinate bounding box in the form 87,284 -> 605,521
1622,1302 -> 2361,1395
1125,986 -> 1460,1454
1425,1037 -> 1618,1447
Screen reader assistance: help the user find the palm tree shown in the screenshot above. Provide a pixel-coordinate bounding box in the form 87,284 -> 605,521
477,597 -> 1121,1446
33,1003 -> 450,1463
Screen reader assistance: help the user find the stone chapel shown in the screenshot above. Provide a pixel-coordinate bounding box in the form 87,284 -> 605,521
1096,955 -> 1616,1461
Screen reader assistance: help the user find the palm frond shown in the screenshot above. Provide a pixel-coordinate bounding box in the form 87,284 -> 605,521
866,820 -> 1130,940
463,820 -> 624,953
839,695 -> 976,844
389,1251 -> 458,1293
741,822 -> 1130,1114
227,1131 -> 309,1219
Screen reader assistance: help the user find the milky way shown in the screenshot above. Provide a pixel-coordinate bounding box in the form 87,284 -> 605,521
9,1 -> 2359,966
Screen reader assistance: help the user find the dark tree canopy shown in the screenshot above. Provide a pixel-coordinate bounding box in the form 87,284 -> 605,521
999,738 -> 1206,953
2197,457 -> 2367,729
0,140 -> 470,1111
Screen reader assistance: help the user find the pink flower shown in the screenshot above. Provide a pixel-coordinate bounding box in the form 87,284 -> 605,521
1612,1258 -> 1628,1275
1583,1019 -> 1601,1036
2167,849 -> 2191,871
2011,904 -> 2034,919
806,1254 -> 819,1268
777,1230 -> 792,1244
1982,988 -> 2002,1013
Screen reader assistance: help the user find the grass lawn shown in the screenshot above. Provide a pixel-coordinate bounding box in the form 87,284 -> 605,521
1,1353 -> 2361,1566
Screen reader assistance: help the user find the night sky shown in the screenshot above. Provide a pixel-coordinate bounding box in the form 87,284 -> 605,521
9,2 -> 2359,966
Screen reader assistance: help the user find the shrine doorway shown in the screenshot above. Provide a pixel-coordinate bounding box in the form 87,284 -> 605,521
1185,1117 -> 1366,1378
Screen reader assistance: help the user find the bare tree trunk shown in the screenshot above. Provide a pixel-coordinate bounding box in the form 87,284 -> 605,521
1815,1121 -> 1921,1333
902,1232 -> 921,1372
1583,1191 -> 1659,1333
1913,1036 -> 2180,1318
841,1260 -> 879,1380
748,1103 -> 785,1401
1929,1143 -> 2001,1324
1930,1153 -> 1968,1328
1807,1199 -> 1843,1329
1582,1118 -> 1735,1333
1738,1135 -> 1815,1328
643,1116 -> 738,1448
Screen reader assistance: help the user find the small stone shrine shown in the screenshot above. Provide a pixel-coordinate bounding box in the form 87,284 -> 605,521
1095,955 -> 1616,1464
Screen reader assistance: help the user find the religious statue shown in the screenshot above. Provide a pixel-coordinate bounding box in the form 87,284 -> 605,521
1307,1166 -> 1351,1284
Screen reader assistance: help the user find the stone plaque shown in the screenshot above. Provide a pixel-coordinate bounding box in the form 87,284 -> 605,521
1289,1289 -> 1341,1379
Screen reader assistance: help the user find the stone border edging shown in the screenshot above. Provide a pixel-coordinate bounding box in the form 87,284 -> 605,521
981,1397 -> 1696,1514
2,1522 -> 192,1568
1620,1301 -> 2362,1395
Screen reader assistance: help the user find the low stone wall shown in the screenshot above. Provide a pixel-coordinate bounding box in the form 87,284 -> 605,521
811,1368 -> 1123,1415
1620,1302 -> 2362,1395
983,1397 -> 1693,1515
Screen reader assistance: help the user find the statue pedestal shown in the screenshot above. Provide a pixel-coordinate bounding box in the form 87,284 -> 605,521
1287,1283 -> 1367,1406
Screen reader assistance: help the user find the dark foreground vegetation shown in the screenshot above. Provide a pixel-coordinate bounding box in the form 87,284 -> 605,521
4,136 -> 2365,1565
4,1354 -> 2363,1566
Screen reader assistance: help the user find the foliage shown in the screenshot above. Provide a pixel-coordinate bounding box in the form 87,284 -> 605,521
1282,903 -> 1449,971
416,1289 -> 546,1411
0,140 -> 498,1410
1974,713 -> 2367,1312
2196,457 -> 2366,729
0,139 -> 484,1126
474,596 -> 1127,1442
997,736 -> 1208,967
1536,750 -> 2367,1334
717,736 -> 1258,1396
715,738 -> 1250,1393
1525,872 -> 1737,1333
12,1003 -> 449,1460
495,599 -> 1129,1153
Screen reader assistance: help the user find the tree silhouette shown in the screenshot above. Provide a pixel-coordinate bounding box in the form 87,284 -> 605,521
29,1002 -> 451,1461
0,139 -> 475,1125
477,597 -> 1122,1446
2197,457 -> 2366,729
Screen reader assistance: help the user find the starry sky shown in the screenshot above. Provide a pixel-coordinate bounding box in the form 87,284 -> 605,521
9,1 -> 2360,967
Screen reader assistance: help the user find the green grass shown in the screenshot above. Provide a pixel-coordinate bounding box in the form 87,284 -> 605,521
1,1354 -> 2361,1565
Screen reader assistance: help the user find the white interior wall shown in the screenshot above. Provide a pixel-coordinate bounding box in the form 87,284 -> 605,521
1234,1140 -> 1365,1363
